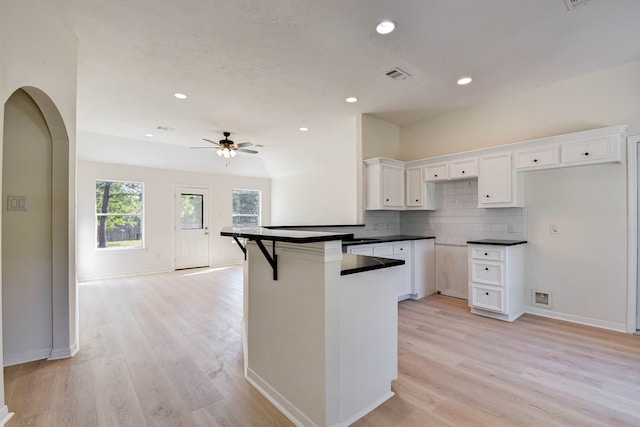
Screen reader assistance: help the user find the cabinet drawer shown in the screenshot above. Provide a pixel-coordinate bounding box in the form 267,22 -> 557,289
471,262 -> 504,286
471,247 -> 504,261
424,163 -> 449,181
450,158 -> 478,179
393,243 -> 409,255
561,137 -> 618,165
471,285 -> 504,313
514,145 -> 559,170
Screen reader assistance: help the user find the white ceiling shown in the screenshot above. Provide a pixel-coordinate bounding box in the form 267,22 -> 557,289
66,0 -> 640,178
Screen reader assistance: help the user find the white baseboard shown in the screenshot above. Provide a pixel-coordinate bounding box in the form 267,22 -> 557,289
48,339 -> 79,360
525,306 -> 627,333
3,348 -> 51,367
340,390 -> 395,427
245,368 -> 316,427
0,405 -> 14,426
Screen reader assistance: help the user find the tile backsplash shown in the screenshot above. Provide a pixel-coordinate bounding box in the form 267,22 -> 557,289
399,179 -> 527,245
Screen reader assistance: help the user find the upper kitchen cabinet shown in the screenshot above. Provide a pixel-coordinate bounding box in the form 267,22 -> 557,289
514,125 -> 626,171
449,157 -> 478,179
424,162 -> 449,182
406,166 -> 436,210
477,152 -> 523,208
364,158 -> 405,210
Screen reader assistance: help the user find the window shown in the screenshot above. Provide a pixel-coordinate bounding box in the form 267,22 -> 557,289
232,189 -> 261,228
96,180 -> 144,249
180,193 -> 204,229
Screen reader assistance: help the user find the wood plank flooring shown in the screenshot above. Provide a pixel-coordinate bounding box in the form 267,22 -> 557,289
4,266 -> 640,426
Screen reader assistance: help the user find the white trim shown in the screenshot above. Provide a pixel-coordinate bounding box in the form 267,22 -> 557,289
629,134 -> 640,333
339,390 -> 395,427
0,405 -> 14,426
525,306 -> 627,333
3,348 -> 51,367
245,368 -> 316,427
48,339 -> 79,360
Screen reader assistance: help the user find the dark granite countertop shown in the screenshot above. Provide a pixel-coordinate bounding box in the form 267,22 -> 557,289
220,226 -> 354,243
342,234 -> 435,246
341,253 -> 405,276
466,239 -> 528,246
263,224 -> 365,229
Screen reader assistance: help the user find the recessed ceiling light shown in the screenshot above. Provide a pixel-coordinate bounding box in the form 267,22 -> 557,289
346,97 -> 359,103
457,77 -> 473,86
174,93 -> 188,99
376,20 -> 396,35
145,133 -> 155,138
299,127 -> 309,132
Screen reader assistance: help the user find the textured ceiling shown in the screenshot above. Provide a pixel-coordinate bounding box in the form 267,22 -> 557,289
66,0 -> 640,177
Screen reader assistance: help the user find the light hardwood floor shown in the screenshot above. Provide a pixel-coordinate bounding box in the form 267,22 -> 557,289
4,266 -> 640,426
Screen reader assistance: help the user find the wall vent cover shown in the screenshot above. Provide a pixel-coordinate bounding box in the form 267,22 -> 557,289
385,67 -> 411,80
564,0 -> 592,10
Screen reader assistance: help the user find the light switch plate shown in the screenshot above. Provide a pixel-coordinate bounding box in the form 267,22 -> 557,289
7,195 -> 27,211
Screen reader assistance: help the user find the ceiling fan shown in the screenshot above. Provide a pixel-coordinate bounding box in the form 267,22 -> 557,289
193,131 -> 258,159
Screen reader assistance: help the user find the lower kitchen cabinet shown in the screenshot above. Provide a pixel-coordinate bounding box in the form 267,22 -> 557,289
467,241 -> 526,321
345,238 -> 435,301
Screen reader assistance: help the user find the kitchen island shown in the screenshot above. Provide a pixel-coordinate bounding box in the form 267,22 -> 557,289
220,227 -> 403,427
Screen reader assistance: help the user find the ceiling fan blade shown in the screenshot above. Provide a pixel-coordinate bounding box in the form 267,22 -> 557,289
190,146 -> 215,149
238,148 -> 259,154
236,142 -> 253,147
202,138 -> 221,146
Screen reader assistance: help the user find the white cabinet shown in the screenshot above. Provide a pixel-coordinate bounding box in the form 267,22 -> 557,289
477,152 -> 523,208
561,136 -> 620,166
449,157 -> 478,179
405,166 -> 436,210
345,238 -> 435,301
468,242 -> 525,322
424,162 -> 449,182
364,158 -> 405,210
514,145 -> 559,170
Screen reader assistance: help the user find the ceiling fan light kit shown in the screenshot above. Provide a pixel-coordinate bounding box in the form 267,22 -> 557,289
193,131 -> 258,164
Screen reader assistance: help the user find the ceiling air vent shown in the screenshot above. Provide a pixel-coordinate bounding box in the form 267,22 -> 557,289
385,67 -> 411,80
156,125 -> 174,131
564,0 -> 592,10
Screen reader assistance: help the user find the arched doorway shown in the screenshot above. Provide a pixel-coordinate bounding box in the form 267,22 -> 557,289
1,87 -> 71,366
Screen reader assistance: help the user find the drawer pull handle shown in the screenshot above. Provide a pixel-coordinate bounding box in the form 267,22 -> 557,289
461,170 -> 465,174
484,252 -> 488,256
584,152 -> 590,156
415,199 -> 419,202
485,267 -> 489,271
485,292 -> 490,296
434,174 -> 438,177
533,159 -> 538,163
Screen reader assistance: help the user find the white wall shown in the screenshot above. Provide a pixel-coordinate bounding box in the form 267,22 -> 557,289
77,160 -> 271,281
0,0 -> 78,417
399,60 -> 640,331
361,114 -> 400,160
270,118 -> 358,225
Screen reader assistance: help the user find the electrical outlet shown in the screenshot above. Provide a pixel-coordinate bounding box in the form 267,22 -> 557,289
549,224 -> 559,234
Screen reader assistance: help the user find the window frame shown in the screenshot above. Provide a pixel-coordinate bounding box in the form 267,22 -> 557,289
95,179 -> 145,251
232,189 -> 261,228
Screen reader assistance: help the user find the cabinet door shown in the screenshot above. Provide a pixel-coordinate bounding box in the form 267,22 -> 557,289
478,152 -> 512,205
561,137 -> 619,165
424,163 -> 449,181
405,167 -> 423,207
450,157 -> 478,179
514,145 -> 559,170
382,165 -> 405,208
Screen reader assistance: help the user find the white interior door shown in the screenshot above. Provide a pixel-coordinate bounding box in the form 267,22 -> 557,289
174,186 -> 210,269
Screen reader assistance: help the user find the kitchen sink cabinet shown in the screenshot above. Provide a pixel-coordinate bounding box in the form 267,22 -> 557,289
477,152 -> 523,208
468,242 -> 525,322
345,238 -> 435,301
364,158 -> 405,210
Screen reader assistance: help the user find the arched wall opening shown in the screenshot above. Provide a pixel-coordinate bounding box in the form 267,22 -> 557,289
1,86 -> 71,366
